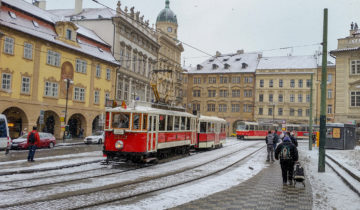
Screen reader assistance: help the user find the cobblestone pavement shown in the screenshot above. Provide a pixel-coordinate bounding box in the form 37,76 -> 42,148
172,161 -> 312,210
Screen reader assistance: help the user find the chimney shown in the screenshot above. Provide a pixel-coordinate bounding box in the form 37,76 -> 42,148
237,49 -> 244,54
215,51 -> 221,57
33,0 -> 46,10
75,0 -> 83,14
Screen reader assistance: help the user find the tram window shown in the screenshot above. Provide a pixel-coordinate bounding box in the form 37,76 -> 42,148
250,125 -> 254,130
167,115 -> 174,131
181,117 -> 186,130
132,113 -> 141,130
254,125 -> 258,130
174,116 -> 180,131
258,125 -> 264,130
246,125 -> 249,130
148,116 -> 152,131
210,123 -> 215,132
200,122 -> 207,133
159,115 -> 166,131
142,114 -> 147,130
112,113 -> 130,129
186,117 -> 191,130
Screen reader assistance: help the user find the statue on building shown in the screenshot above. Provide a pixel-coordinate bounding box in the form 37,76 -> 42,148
130,7 -> 135,18
136,11 -> 140,21
116,1 -> 121,15
351,22 -> 354,30
145,20 -> 149,27
355,22 -> 359,30
140,15 -> 144,23
124,6 -> 128,13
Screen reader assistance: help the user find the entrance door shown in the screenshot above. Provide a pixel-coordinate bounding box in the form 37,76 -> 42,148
147,115 -> 158,152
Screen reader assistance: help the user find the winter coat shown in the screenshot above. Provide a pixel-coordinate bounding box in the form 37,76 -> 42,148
27,131 -> 40,146
290,135 -> 298,147
274,140 -> 299,162
273,133 -> 279,144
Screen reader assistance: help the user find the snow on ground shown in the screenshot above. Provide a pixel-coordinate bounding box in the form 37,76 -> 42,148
327,146 -> 360,177
299,144 -> 360,210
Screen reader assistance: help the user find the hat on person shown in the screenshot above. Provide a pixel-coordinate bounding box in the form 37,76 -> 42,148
283,136 -> 291,142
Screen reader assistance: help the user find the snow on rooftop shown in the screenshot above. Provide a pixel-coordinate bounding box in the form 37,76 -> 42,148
188,52 -> 262,74
49,8 -> 115,20
257,55 -> 318,70
76,24 -> 109,46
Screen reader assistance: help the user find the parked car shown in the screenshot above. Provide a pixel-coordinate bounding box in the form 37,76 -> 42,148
84,131 -> 104,144
0,114 -> 11,150
11,132 -> 56,149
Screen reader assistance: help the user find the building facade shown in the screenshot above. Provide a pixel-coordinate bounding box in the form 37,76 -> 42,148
183,51 -> 261,135
0,0 -> 119,139
331,25 -> 360,126
155,0 -> 184,105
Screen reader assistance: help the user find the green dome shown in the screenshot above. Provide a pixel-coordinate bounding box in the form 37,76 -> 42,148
156,0 -> 178,25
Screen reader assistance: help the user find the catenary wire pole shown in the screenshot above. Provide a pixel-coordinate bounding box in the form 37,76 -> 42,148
318,8 -> 328,172
309,73 -> 313,150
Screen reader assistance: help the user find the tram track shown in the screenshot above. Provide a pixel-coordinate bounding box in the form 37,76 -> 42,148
0,141 -> 262,209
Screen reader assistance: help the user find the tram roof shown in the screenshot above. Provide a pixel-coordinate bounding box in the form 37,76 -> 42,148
106,105 -> 196,117
199,115 -> 227,123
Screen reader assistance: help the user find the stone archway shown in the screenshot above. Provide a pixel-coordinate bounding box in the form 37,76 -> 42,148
35,110 -> 61,139
2,107 -> 29,139
92,115 -> 103,133
68,113 -> 86,138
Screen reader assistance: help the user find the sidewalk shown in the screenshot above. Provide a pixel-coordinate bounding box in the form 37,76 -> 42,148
172,161 -> 312,210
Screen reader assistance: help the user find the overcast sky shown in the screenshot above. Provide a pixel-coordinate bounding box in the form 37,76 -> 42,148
26,0 -> 360,66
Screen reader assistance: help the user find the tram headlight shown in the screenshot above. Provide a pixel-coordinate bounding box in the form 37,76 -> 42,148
115,140 -> 124,150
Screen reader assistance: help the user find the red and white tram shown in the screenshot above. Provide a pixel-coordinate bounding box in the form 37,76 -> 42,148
236,122 -> 279,140
196,115 -> 227,149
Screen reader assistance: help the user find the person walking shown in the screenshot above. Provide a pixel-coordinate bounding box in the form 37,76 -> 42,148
273,129 -> 279,150
275,136 -> 299,185
265,130 -> 275,162
287,131 -> 298,147
27,126 -> 40,162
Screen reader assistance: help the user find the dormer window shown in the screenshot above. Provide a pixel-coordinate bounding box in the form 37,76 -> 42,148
196,64 -> 203,70
223,58 -> 229,62
32,20 -> 39,28
212,64 -> 218,70
224,63 -> 230,69
209,59 -> 214,62
8,11 -> 16,19
98,47 -> 104,52
242,63 -> 248,69
167,27 -> 172,32
235,58 -> 241,61
66,29 -> 72,40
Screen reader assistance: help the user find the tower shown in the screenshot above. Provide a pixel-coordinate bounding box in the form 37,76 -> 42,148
156,0 -> 178,39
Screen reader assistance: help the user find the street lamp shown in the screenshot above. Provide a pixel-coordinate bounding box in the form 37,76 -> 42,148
63,78 -> 73,143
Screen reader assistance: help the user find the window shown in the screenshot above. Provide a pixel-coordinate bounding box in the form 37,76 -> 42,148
306,94 -> 310,102
208,90 -> 216,97
290,108 -> 294,116
327,74 -> 333,84
47,50 -> 61,67
350,91 -> 360,107
146,88 -> 150,102
112,113 -> 130,129
138,58 -> 142,73
260,80 -> 264,87
243,104 -> 252,112
306,109 -> 310,117
193,103 -> 200,111
268,108 -> 273,116
219,104 -> 227,112
4,37 -> 14,54
290,94 -> 295,102
279,79 -> 283,88
269,80 -> 273,87
327,105 -> 332,114
290,79 -> 295,88
66,29 -> 72,40
105,92 -> 110,103
350,60 -> 360,75
132,54 -> 137,72
74,87 -> 85,101
306,79 -> 311,88
159,115 -> 166,131
244,90 -> 252,97
24,43 -> 33,59
232,89 -> 240,97
298,79 -> 303,88
298,109 -> 303,117
124,80 -> 129,100
21,76 -> 30,93
96,65 -> 101,78
193,77 -> 201,84
94,90 -> 100,104
1,73 -> 11,90
75,59 -> 87,73
278,108 -> 283,116
259,94 -> 264,102
119,46 -> 125,65
328,89 -> 332,99
220,76 -> 228,84
167,27 -> 172,32
244,77 -> 253,83
219,90 -> 228,97
193,90 -> 200,97
269,94 -> 273,102
209,77 -> 216,84
298,94 -> 303,102
259,107 -> 263,115
232,104 -> 240,112
207,104 -> 215,112
278,94 -> 283,102
106,68 -> 111,80
232,76 -> 240,83
44,81 -> 58,97
126,49 -> 131,69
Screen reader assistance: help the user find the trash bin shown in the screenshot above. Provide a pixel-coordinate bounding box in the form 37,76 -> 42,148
325,123 -> 356,150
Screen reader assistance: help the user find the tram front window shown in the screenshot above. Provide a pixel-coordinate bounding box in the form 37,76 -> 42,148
112,113 -> 130,129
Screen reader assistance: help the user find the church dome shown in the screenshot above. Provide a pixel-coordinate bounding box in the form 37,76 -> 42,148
156,0 -> 178,25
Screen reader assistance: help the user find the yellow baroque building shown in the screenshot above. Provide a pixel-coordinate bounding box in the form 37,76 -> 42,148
0,0 -> 120,139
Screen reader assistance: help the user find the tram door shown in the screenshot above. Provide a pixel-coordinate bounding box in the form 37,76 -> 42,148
191,118 -> 197,145
214,122 -> 220,145
147,115 -> 158,152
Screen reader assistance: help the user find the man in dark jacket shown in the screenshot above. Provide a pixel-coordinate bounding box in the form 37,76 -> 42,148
286,131 -> 298,147
275,136 -> 299,185
273,129 -> 279,150
265,130 -> 275,162
27,126 -> 40,162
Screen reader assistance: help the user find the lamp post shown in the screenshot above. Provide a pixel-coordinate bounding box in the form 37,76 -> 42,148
63,78 -> 73,143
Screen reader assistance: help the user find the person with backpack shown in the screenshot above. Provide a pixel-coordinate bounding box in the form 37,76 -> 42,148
287,131 -> 298,147
27,126 -> 40,162
275,136 -> 299,185
265,130 -> 275,162
273,129 -> 279,150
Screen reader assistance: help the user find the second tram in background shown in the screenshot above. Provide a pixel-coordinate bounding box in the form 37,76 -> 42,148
236,121 -> 310,140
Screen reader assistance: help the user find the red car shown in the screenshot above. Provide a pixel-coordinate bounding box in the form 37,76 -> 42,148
11,132 -> 56,149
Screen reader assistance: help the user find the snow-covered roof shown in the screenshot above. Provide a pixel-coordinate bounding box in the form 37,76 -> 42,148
49,8 -> 115,20
331,47 -> 360,54
257,55 -> 318,70
188,52 -> 262,74
0,1 -> 119,65
199,115 -> 226,123
75,24 -> 109,46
